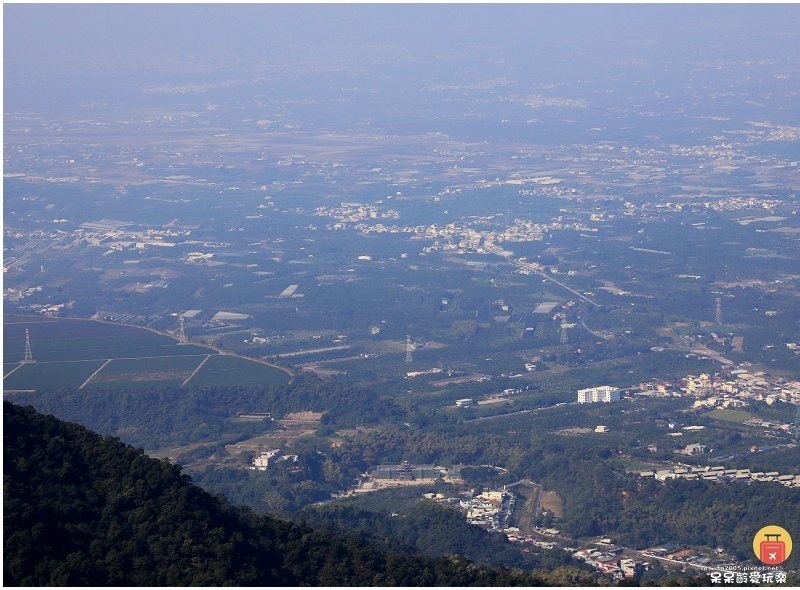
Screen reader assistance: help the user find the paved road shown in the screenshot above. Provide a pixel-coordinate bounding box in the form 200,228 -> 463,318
463,402 -> 577,424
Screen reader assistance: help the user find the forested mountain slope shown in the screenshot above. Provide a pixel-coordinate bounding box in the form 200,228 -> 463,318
3,401 -> 593,586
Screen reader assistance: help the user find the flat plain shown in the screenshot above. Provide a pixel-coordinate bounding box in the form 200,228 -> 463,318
3,315 -> 290,391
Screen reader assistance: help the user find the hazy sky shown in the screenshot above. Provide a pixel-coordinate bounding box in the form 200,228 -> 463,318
6,4 -> 798,72
4,4 -> 799,115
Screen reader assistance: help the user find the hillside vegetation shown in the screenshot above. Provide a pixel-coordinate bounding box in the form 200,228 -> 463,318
4,401 -> 599,586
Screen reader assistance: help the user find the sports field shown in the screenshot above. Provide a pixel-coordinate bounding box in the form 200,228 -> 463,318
3,315 -> 290,391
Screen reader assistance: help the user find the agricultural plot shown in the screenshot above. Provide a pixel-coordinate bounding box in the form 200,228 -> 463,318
3,359 -> 107,391
3,316 -> 209,363
3,315 -> 289,390
83,355 -> 208,389
186,354 -> 290,387
703,409 -> 753,423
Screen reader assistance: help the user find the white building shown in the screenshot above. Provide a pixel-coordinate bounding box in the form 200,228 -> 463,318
252,449 -> 281,470
577,386 -> 621,404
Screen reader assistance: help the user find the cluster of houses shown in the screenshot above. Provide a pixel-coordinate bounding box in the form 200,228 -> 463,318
425,489 -> 513,533
638,465 -> 800,488
742,416 -> 796,434
504,529 -> 558,549
461,490 -> 512,530
508,528 -> 649,581
637,370 -> 800,407
308,202 -> 400,225
428,488 -> 646,582
424,489 -> 656,581
572,547 -> 648,580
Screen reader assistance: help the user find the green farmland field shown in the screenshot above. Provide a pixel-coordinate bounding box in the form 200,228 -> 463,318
186,354 -> 290,387
3,316 -> 209,363
3,359 -> 107,391
83,355 -> 209,389
3,315 -> 290,391
703,408 -> 753,423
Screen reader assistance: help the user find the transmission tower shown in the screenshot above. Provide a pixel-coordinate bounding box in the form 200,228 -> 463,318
560,323 -> 575,345
178,316 -> 187,344
715,297 -> 722,325
406,334 -> 413,363
795,403 -> 800,443
23,329 -> 34,362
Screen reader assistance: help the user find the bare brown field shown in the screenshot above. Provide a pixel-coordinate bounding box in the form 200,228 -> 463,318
539,490 -> 563,517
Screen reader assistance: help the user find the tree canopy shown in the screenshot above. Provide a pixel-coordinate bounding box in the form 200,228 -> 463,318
4,401 -> 601,586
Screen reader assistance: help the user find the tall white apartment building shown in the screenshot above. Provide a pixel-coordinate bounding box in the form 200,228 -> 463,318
577,385 -> 621,404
